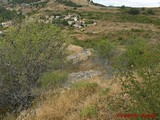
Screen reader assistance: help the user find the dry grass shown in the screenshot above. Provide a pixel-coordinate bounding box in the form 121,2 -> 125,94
71,20 -> 159,41
16,75 -> 124,120
26,81 -> 99,120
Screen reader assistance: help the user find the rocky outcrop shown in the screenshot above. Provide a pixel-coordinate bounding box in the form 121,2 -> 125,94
67,44 -> 93,64
64,70 -> 102,87
67,49 -> 92,64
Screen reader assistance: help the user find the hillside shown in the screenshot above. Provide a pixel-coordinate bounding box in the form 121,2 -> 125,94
1,0 -> 160,120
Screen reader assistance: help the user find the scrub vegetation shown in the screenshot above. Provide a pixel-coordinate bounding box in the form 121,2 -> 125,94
1,0 -> 160,119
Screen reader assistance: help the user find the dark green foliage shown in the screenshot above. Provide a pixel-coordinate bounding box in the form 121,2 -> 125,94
141,7 -> 145,11
0,6 -> 24,23
10,0 -> 40,4
121,5 -> 125,9
128,8 -> 140,15
146,9 -> 155,15
141,9 -> 155,15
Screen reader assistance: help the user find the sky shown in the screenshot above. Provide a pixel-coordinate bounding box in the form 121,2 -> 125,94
93,0 -> 160,7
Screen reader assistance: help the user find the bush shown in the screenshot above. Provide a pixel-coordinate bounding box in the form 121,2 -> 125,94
128,8 -> 140,15
107,39 -> 160,116
115,38 -> 160,71
121,5 -> 125,9
146,9 -> 155,15
0,22 -> 67,114
141,7 -> 145,11
95,39 -> 115,60
110,68 -> 160,116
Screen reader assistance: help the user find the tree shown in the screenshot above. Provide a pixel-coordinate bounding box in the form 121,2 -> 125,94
0,22 -> 67,114
121,5 -> 125,9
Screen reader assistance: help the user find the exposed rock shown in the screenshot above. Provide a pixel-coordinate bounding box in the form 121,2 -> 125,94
67,44 -> 83,53
67,44 -> 92,64
67,49 -> 92,64
65,70 -> 102,87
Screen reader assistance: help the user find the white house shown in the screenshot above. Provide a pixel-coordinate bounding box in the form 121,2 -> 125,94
0,31 -> 3,35
1,21 -> 13,28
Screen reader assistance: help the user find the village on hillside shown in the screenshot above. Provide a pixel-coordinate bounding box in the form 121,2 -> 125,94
40,13 -> 96,28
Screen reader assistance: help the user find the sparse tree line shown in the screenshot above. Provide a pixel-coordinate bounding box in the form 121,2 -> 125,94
121,6 -> 155,15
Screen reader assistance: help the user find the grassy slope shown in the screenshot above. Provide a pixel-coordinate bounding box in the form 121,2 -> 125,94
3,1 -> 160,120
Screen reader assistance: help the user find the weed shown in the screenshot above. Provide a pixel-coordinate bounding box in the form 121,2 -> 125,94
40,71 -> 68,89
101,88 -> 110,95
80,105 -> 97,117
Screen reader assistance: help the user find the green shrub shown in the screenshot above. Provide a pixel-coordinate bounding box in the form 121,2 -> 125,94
128,8 -> 140,15
0,22 -> 67,114
0,6 -> 24,23
107,41 -> 160,115
146,9 -> 155,15
121,5 -> 126,9
95,39 -> 115,60
115,38 -> 160,71
116,68 -> 160,115
141,7 -> 145,11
